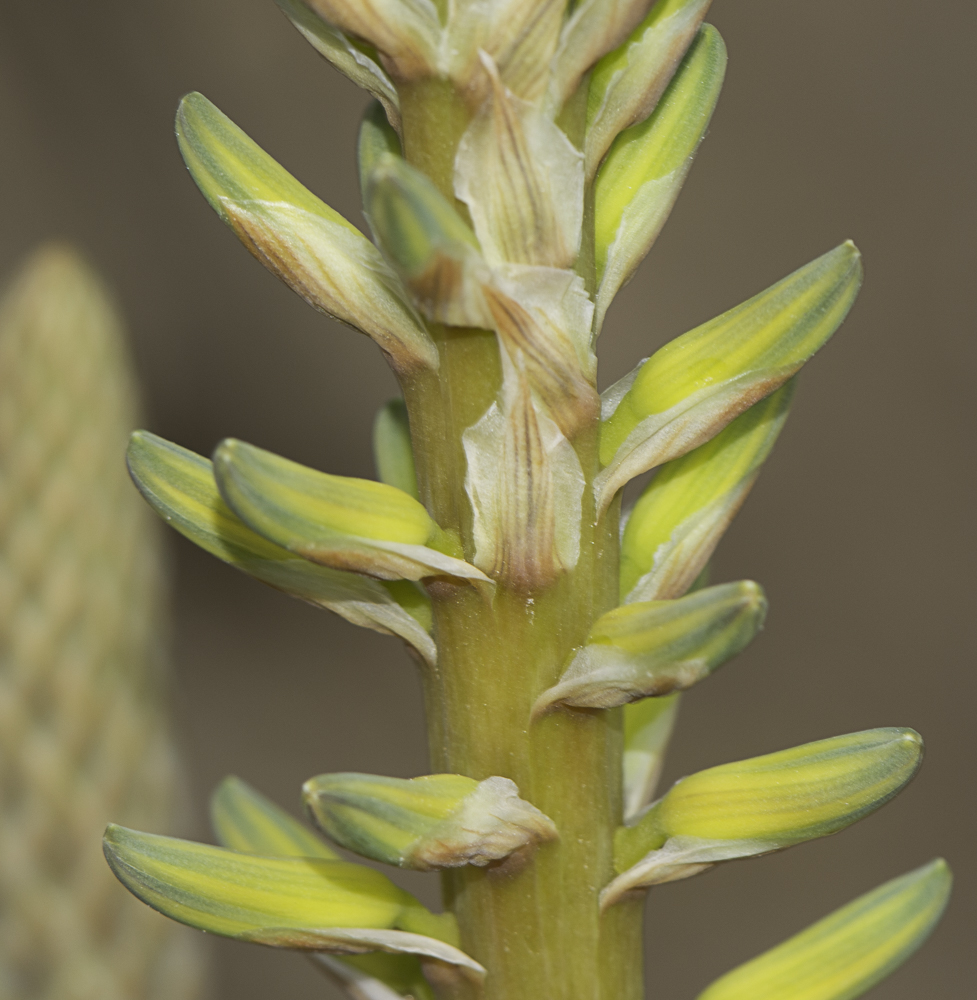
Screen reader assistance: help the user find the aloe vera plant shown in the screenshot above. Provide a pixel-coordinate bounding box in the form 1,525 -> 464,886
103,3 -> 951,999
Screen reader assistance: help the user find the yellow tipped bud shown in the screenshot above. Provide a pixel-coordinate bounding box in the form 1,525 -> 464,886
586,0 -> 712,179
697,859 -> 951,1000
597,242 -> 862,503
603,728 -> 923,907
304,773 -> 558,871
126,431 -> 436,663
593,25 -> 726,330
175,93 -> 435,375
212,437 -> 487,584
533,580 -> 766,714
619,383 -> 794,601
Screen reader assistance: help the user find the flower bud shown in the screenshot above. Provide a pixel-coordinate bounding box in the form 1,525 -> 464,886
623,695 -> 680,821
603,728 -> 923,907
126,431 -> 437,664
697,859 -> 951,1000
533,581 -> 766,715
618,382 -> 794,602
212,437 -> 488,584
276,0 -> 401,133
304,773 -> 558,870
365,154 -> 489,327
359,100 -> 403,199
596,242 -> 861,505
373,398 -> 419,500
593,24 -> 725,330
586,0 -> 712,179
175,93 -> 435,375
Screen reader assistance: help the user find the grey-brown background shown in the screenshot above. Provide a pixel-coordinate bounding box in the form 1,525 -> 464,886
0,1 -> 973,997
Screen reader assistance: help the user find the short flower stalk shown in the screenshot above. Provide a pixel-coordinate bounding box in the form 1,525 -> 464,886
103,3 -> 951,1000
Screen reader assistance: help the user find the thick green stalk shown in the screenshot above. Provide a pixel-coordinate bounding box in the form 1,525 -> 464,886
399,82 -> 642,1000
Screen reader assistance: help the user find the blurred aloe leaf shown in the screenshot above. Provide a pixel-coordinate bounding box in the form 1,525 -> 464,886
593,24 -> 726,331
623,695 -> 680,822
126,431 -> 437,664
604,728 -> 923,906
373,398 -> 420,500
212,438 -> 487,585
305,773 -> 557,871
175,92 -> 436,375
211,775 -> 338,859
697,859 -> 952,1000
276,0 -> 401,133
586,0 -> 712,179
211,777 -> 435,1000
619,383 -> 794,602
597,242 -> 861,506
365,154 -> 488,328
534,580 -> 766,714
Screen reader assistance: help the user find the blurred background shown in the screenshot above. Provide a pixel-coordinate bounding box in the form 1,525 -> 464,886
0,0 -> 973,997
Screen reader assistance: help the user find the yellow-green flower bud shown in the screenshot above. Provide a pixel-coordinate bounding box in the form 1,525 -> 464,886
175,92 -> 435,375
586,0 -> 712,179
359,100 -> 404,199
593,24 -> 726,330
304,773 -> 558,871
623,695 -> 680,821
619,382 -> 794,602
365,154 -> 489,327
533,580 -> 766,714
212,437 -> 488,584
373,398 -> 419,500
597,242 -> 861,505
127,430 -> 437,664
603,728 -> 923,907
697,859 -> 952,1000
276,0 -> 401,133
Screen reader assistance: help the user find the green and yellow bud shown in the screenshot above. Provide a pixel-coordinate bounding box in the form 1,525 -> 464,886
373,398 -> 419,500
359,100 -> 404,198
212,437 -> 488,584
175,92 -> 435,375
365,153 -> 489,327
127,431 -> 436,663
597,242 -> 862,500
586,0 -> 712,179
275,0 -> 401,133
304,773 -> 558,871
623,695 -> 680,821
533,580 -> 766,714
604,729 -> 923,907
593,24 -> 726,330
619,382 -> 794,601
697,859 -> 952,1000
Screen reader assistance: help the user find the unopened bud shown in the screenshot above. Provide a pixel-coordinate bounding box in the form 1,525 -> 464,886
603,728 -> 923,907
304,773 -> 558,871
618,382 -> 794,602
586,0 -> 712,179
373,398 -> 419,500
176,92 -> 435,375
597,241 -> 861,506
359,100 -> 403,199
212,437 -> 488,584
593,25 -> 726,331
623,695 -> 680,821
533,581 -> 766,715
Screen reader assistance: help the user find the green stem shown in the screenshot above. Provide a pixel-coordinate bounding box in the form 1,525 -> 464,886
398,76 -> 643,1000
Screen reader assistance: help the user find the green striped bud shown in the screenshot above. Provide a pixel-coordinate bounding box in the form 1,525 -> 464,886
586,0 -> 712,179
127,431 -> 436,664
619,382 -> 794,602
175,92 -> 435,375
593,25 -> 726,331
365,154 -> 489,327
304,773 -> 558,871
212,438 -> 488,584
597,242 -> 861,506
534,581 -> 766,714
697,859 -> 951,1000
623,695 -> 680,821
603,728 -> 923,908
